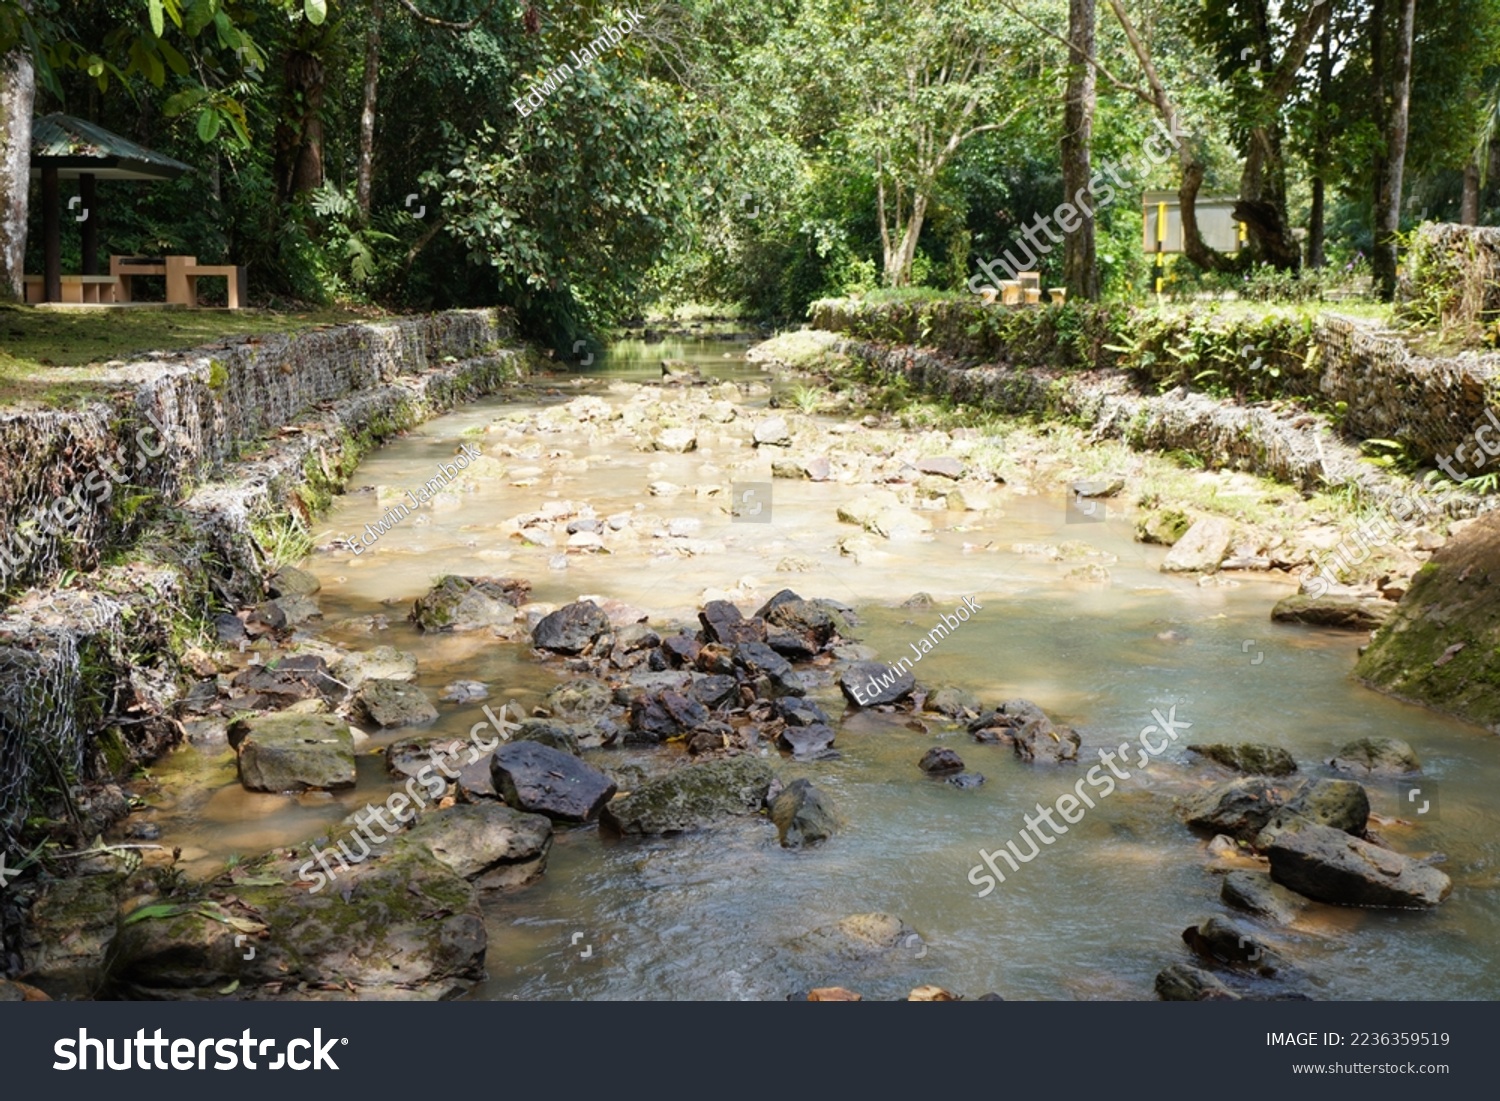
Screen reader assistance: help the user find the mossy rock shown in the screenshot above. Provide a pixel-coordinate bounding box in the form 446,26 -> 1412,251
599,756 -> 773,836
1354,510 -> 1500,728
1136,508 -> 1192,546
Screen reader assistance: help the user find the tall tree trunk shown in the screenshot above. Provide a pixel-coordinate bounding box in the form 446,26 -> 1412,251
1062,0 -> 1098,301
1373,0 -> 1415,300
356,0 -> 383,223
1307,13 -> 1334,266
1462,161 -> 1480,225
274,45 -> 328,203
0,2 -> 34,303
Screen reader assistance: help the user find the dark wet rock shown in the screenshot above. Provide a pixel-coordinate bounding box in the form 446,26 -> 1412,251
410,575 -> 529,632
107,846 -> 485,1000
490,741 -> 617,823
268,565 -> 322,598
1155,963 -> 1241,1001
401,803 -> 553,889
1221,870 -> 1309,926
757,591 -> 838,644
1176,777 -> 1282,842
1182,915 -> 1277,976
1329,736 -> 1421,777
544,679 -> 616,723
1070,475 -> 1124,498
1188,743 -> 1298,777
230,713 -> 356,792
947,772 -> 986,788
765,625 -> 819,660
700,600 -> 766,646
734,641 -> 803,696
214,613 -> 248,643
514,719 -> 580,755
661,633 -> 702,667
253,594 -> 321,630
840,660 -> 915,706
457,754 -> 498,802
926,685 -> 981,718
777,723 -> 836,758
685,726 -> 736,756
628,689 -> 710,744
776,697 -> 831,727
968,698 -> 1051,741
356,678 -> 439,728
689,674 -> 740,709
1272,594 -> 1394,630
599,757 -> 774,836
919,746 -> 965,774
532,600 -> 611,654
1268,824 -> 1451,908
769,779 -> 836,848
917,456 -> 966,480
1012,719 -> 1081,764
385,736 -> 469,781
695,642 -> 736,675
1256,779 -> 1370,845
1161,516 -> 1232,573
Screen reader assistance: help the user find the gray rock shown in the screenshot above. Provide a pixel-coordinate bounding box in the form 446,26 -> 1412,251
1221,870 -> 1308,926
919,746 -> 965,774
1257,778 -> 1370,844
599,757 -> 774,835
654,427 -> 698,453
230,713 -> 356,793
268,565 -> 322,598
1176,777 -> 1282,841
489,741 -> 617,823
752,416 -> 793,446
545,679 -> 616,721
1161,516 -> 1232,573
402,803 -> 553,889
1271,594 -> 1394,630
385,736 -> 469,781
1181,915 -> 1277,975
1155,963 -> 1241,1001
333,645 -> 418,689
513,719 -> 580,755
254,595 -> 321,630
357,678 -> 439,728
532,600 -> 610,654
917,456 -> 966,480
1268,824 -> 1451,908
947,772 -> 986,788
410,575 -> 529,632
769,779 -> 836,848
1329,736 -> 1421,776
926,685 -> 982,718
1188,742 -> 1298,777
1011,717 -> 1081,764
777,723 -> 836,758
1069,476 -> 1124,498
840,660 -> 915,706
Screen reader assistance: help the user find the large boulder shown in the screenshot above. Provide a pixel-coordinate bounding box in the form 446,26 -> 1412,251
1329,736 -> 1421,777
1255,778 -> 1370,844
229,713 -> 356,792
1175,777 -> 1282,842
1160,516 -> 1232,573
1267,825 -> 1451,908
769,779 -> 837,848
401,804 -> 553,889
599,757 -> 774,835
1188,743 -> 1298,777
410,575 -> 530,632
1354,510 -> 1500,727
532,600 -> 611,654
489,741 -> 617,822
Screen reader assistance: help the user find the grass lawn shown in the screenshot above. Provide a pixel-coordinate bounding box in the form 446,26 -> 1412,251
0,304 -> 390,410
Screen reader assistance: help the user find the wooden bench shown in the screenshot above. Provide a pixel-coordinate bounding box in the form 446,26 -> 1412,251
23,274 -> 120,304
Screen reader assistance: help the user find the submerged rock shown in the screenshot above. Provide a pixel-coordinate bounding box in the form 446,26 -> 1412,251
769,779 -> 837,848
599,757 -> 774,835
1155,963 -> 1241,1001
489,741 -> 617,822
1267,824 -> 1451,908
229,713 -> 356,792
1221,870 -> 1309,926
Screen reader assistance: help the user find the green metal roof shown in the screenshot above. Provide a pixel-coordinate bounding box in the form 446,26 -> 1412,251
30,113 -> 191,181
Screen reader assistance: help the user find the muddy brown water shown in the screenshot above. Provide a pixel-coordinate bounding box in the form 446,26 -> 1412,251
147,331 -> 1500,1000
